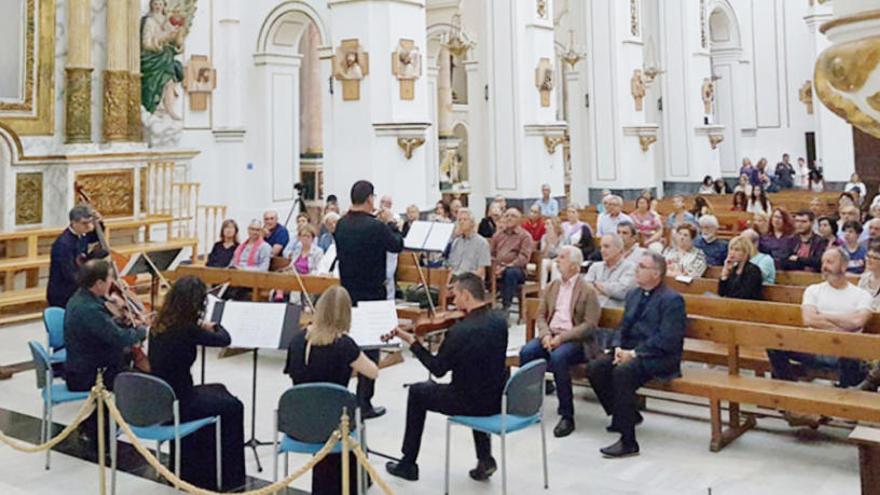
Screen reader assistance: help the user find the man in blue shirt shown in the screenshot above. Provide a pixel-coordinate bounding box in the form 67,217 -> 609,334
262,210 -> 289,256
693,215 -> 728,266
532,183 -> 560,217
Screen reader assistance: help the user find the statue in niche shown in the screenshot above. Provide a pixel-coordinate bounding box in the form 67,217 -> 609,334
534,58 -> 554,107
701,77 -> 715,115
536,0 -> 547,19
631,69 -> 646,111
140,0 -> 196,120
334,40 -> 369,101
439,149 -> 463,185
800,80 -> 814,115
392,39 -> 421,100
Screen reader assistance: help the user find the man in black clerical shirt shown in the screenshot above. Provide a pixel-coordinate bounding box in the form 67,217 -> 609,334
334,180 -> 404,418
386,273 -> 508,483
47,205 -> 105,308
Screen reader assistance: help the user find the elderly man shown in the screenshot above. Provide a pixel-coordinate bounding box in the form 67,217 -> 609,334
585,234 -> 636,308
490,208 -> 534,311
838,206 -> 868,243
233,220 -> 272,271
693,215 -> 728,266
446,208 -> 492,284
861,218 -> 880,249
533,183 -> 560,217
741,229 -> 776,285
596,195 -> 633,236
519,246 -> 600,437
587,252 -> 686,457
782,210 -> 825,272
262,210 -> 289,256
768,248 -> 871,427
317,212 -> 339,252
617,221 -> 644,266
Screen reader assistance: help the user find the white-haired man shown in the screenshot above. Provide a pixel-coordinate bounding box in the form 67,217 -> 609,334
317,211 -> 340,252
596,195 -> 633,237
519,246 -> 600,438
584,234 -> 636,308
533,183 -> 560,217
693,215 -> 728,266
445,208 -> 491,284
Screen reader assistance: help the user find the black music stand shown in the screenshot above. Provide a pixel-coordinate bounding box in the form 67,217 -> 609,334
120,248 -> 184,308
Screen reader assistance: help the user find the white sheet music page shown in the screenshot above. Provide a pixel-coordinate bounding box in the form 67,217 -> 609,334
350,300 -> 400,347
423,222 -> 455,252
220,301 -> 287,349
404,221 -> 433,250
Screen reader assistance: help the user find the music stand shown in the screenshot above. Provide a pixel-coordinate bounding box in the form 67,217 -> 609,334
120,248 -> 184,307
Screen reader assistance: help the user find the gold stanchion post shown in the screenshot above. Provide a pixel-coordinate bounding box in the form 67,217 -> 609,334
95,372 -> 107,495
341,409 -> 350,495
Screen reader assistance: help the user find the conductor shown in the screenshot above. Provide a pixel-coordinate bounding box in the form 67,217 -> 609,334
333,180 -> 404,418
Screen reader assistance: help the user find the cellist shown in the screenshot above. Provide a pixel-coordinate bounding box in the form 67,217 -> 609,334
47,205 -> 106,308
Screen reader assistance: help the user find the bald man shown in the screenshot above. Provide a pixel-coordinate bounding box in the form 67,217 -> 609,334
263,210 -> 289,256
490,208 -> 534,311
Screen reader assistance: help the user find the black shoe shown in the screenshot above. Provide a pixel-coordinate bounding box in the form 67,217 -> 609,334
600,439 -> 640,458
544,379 -> 556,395
386,461 -> 419,481
362,406 -> 386,420
553,417 -> 575,438
605,412 -> 644,433
468,457 -> 497,481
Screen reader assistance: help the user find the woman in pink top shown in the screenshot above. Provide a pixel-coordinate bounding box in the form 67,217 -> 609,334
283,224 -> 324,275
562,205 -> 586,242
630,196 -> 662,246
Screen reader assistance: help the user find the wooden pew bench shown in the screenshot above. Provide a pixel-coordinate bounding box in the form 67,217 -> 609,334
851,426 -> 880,495
0,287 -> 47,325
665,276 -> 805,304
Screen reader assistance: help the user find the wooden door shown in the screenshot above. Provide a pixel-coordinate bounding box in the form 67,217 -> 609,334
854,128 -> 880,199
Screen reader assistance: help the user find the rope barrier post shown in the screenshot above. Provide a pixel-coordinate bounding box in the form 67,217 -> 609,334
341,408 -> 350,495
95,372 -> 107,495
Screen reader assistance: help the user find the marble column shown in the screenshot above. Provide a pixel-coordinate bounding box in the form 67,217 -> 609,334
325,0 -> 432,210
485,0 -> 565,205
437,45 -> 453,138
300,22 -> 323,156
65,0 -> 92,143
213,0 -> 245,140
103,0 -> 129,142
127,0 -> 143,141
464,59 -> 487,202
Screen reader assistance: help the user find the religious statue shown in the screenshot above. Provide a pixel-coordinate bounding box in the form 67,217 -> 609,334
537,0 -> 548,19
535,58 -> 554,107
334,40 -> 369,101
141,0 -> 196,120
701,77 -> 715,115
799,80 -> 814,115
183,55 -> 216,112
439,149 -> 463,185
392,39 -> 421,100
631,69 -> 646,111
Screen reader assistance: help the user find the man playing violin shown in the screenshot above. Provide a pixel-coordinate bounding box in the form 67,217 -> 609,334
385,273 -> 508,483
47,205 -> 106,308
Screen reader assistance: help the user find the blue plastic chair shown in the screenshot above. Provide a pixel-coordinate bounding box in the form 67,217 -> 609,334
110,372 -> 221,494
273,383 -> 365,493
27,341 -> 89,470
42,307 -> 66,364
444,359 -> 549,495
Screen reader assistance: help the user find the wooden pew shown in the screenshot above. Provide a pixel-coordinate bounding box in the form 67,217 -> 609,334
168,265 -> 339,301
665,276 -> 805,304
703,266 -> 860,286
851,426 -> 880,495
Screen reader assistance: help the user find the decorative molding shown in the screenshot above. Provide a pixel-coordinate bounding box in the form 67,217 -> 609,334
630,0 -> 639,36
639,135 -> 657,152
212,128 -> 247,143
708,134 -> 724,149
700,0 -> 708,49
65,67 -> 93,143
15,171 -> 42,225
623,124 -> 659,153
74,169 -> 135,218
333,39 -> 369,101
398,137 -> 425,159
544,135 -> 565,154
799,80 -> 814,115
814,32 -> 880,138
373,122 -> 432,137
127,73 -> 143,141
102,70 -> 129,142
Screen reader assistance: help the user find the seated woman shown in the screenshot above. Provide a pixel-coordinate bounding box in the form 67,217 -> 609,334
759,208 -> 796,267
718,235 -> 763,300
283,224 -> 324,275
148,276 -> 245,490
817,216 -> 841,250
539,217 -> 568,287
690,196 -> 714,220
858,241 -> 880,310
206,219 -> 239,268
662,224 -> 707,278
429,200 -> 453,223
284,286 -> 379,495
231,220 -> 271,271
478,202 -> 501,239
841,220 -> 867,274
562,205 -> 586,242
666,195 -> 698,231
731,191 -> 748,212
630,196 -> 663,246
747,186 -> 772,216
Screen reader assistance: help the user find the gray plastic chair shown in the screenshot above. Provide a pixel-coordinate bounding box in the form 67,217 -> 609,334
273,383 -> 365,494
111,372 -> 221,494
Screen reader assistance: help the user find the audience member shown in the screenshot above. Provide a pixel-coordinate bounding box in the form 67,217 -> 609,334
837,206 -> 868,243
666,195 -> 698,231
740,158 -> 758,186
862,218 -> 880,249
741,229 -> 776,285
562,205 -> 587,241
402,204 -> 420,237
662,224 -> 707,278
539,217 -> 569,287
262,210 -> 289,256
520,246 -> 600,437
587,252 -> 685,457
718,236 -> 763,300
690,196 -> 714,220
858,242 -> 880,311
734,174 -> 753,197
523,204 -> 546,242
617,221 -> 645,266
768,248 -> 870,427
585,235 -> 636,308
808,169 -> 825,192
841,221 -> 867,274
490,208 -> 534,311
795,157 -> 809,189
206,219 -> 239,268
712,178 -> 730,194
781,210 -> 825,272
478,202 -> 501,239
533,183 -> 560,217
446,208 -> 491,283
630,196 -> 662,246
698,176 -> 715,194
231,220 -> 272,271
759,208 -> 796,267
317,212 -> 339,252
810,197 -> 826,232
747,186 -> 771,215
596,195 -> 633,236
430,200 -> 453,223
846,173 -> 867,201
838,192 -> 856,211
752,212 -> 770,236
731,191 -> 747,212
817,216 -> 841,250
694,215 -> 728,267
775,154 -> 795,189
449,198 -> 463,219
494,195 -> 508,212
596,189 -> 611,214
283,225 -> 324,275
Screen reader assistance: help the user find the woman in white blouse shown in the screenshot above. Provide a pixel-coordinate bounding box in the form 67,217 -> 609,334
662,223 -> 707,278
859,242 -> 880,311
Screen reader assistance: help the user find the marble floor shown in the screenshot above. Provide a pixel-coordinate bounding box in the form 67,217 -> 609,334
0,318 -> 861,495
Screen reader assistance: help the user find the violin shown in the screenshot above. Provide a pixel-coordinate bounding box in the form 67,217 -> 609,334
379,308 -> 470,343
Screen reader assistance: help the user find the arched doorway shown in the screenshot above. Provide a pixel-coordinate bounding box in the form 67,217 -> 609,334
708,1 -> 742,176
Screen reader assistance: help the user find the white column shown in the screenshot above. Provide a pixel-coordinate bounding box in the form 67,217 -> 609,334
565,69 -> 589,204
464,59 -> 487,204
213,0 -> 245,138
485,0 -> 564,204
805,4 -> 855,184
325,0 -> 432,210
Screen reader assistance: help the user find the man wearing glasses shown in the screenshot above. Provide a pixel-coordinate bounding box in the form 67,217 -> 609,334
47,205 -> 105,308
586,251 -> 685,458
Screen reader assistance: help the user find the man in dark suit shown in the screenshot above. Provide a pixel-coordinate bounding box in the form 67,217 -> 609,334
586,251 -> 686,457
334,180 -> 404,418
47,205 -> 104,308
385,273 -> 508,482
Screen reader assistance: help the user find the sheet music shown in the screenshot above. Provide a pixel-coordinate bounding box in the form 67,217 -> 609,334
220,301 -> 288,349
205,294 -> 221,322
350,300 -> 400,347
423,222 -> 455,252
404,221 -> 433,250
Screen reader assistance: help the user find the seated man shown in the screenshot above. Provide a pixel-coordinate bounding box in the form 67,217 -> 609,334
617,221 -> 645,266
596,195 -> 633,237
520,246 -> 600,438
768,248 -> 870,427
386,273 -> 508,482
781,210 -> 825,272
741,229 -> 776,285
446,208 -> 491,284
693,215 -> 728,266
262,210 -> 289,256
584,234 -> 636,308
490,208 -> 534,311
586,252 -> 686,457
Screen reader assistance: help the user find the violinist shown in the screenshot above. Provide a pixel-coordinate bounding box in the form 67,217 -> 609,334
47,205 -> 106,308
385,273 -> 508,484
